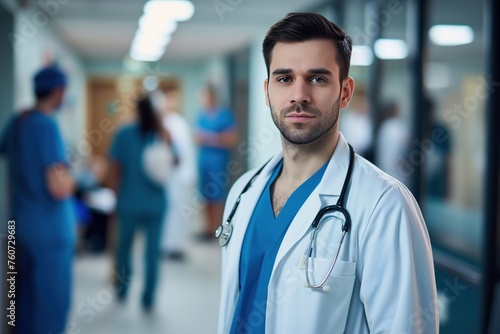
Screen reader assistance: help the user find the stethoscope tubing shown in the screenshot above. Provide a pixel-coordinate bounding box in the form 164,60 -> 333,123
305,230 -> 347,290
216,141 -> 355,286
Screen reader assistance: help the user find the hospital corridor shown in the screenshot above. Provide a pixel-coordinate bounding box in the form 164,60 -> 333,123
69,222 -> 221,334
1,0 -> 500,333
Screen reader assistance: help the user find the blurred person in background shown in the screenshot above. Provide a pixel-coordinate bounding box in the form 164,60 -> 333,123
424,98 -> 452,200
73,154 -> 112,253
153,89 -> 198,261
375,101 -> 411,185
0,65 -> 75,334
196,83 -> 237,241
339,85 -> 373,159
108,94 -> 175,311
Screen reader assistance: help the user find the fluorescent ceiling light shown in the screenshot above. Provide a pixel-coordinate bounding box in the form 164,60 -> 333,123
132,32 -> 172,48
351,45 -> 373,66
139,15 -> 177,35
429,25 -> 474,46
130,32 -> 171,62
374,39 -> 409,60
144,0 -> 195,22
129,0 -> 193,62
129,40 -> 168,62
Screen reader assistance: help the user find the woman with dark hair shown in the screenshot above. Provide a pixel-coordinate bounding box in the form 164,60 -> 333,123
109,94 -> 174,311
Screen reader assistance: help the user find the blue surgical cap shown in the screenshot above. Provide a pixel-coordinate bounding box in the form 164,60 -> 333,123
33,65 -> 67,94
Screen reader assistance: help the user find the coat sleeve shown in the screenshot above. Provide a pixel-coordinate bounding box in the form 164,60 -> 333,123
357,184 -> 439,333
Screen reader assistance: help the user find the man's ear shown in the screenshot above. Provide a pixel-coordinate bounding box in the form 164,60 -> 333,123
340,76 -> 355,109
264,79 -> 270,107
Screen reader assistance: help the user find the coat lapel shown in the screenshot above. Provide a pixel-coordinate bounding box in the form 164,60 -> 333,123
225,152 -> 284,286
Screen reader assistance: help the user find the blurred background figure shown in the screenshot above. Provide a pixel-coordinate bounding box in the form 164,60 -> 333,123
195,83 -> 237,241
339,85 -> 373,158
154,89 -> 198,261
0,65 -> 76,334
375,101 -> 411,185
73,154 -> 114,253
108,95 -> 175,311
424,98 -> 453,200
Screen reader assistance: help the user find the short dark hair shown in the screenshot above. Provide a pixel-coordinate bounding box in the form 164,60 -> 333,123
262,12 -> 352,82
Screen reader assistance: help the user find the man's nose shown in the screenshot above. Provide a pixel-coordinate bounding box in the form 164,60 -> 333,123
289,79 -> 311,105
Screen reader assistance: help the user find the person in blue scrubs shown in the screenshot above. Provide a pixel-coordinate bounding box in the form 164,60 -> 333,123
0,65 -> 76,334
109,95 -> 173,311
196,84 -> 237,240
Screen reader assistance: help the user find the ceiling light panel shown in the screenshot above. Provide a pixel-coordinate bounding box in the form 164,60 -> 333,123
374,39 -> 409,60
429,25 -> 474,46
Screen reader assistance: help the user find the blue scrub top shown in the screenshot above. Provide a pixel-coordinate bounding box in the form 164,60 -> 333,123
197,107 -> 236,201
230,159 -> 329,334
109,123 -> 166,219
0,111 -> 75,247
197,107 -> 235,162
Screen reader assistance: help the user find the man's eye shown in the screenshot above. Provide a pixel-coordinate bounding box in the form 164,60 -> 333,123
278,77 -> 292,83
311,77 -> 326,83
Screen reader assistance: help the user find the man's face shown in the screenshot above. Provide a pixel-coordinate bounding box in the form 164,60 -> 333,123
264,39 -> 353,145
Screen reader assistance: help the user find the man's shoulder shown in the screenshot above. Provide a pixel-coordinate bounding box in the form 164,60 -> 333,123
23,111 -> 58,128
352,154 -> 415,204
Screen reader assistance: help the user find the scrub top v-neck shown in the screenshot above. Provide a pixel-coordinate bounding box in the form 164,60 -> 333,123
230,159 -> 329,334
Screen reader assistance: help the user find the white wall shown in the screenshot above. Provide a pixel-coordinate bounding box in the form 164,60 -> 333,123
11,8 -> 87,148
247,30 -> 281,170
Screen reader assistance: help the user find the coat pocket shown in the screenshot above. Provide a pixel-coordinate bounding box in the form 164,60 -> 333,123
274,259 -> 357,334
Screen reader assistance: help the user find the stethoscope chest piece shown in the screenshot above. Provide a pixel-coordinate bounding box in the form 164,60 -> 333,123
215,223 -> 233,247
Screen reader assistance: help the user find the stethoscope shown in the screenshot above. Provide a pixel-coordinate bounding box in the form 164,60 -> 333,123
215,144 -> 355,290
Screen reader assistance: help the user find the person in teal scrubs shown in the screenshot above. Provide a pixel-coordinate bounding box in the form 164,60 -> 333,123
109,95 -> 174,311
0,65 -> 75,334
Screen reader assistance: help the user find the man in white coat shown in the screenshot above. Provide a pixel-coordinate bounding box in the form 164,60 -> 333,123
217,12 -> 439,334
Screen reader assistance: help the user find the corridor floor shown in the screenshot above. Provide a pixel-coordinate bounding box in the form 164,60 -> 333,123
68,233 -> 221,334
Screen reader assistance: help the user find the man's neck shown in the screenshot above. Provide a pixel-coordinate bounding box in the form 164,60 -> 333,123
279,130 -> 339,187
270,130 -> 339,217
34,100 -> 54,115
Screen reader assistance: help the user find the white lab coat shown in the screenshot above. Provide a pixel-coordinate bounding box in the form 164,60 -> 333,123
161,113 -> 198,252
218,133 -> 439,334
